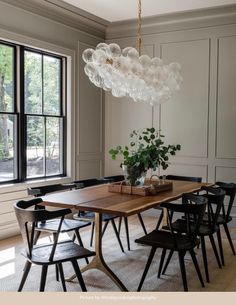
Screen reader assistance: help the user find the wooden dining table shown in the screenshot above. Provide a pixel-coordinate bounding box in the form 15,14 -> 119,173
42,179 -> 210,291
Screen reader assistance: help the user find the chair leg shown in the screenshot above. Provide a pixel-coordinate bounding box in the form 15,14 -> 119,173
18,261 -> 32,291
209,234 -> 222,268
124,217 -> 130,251
39,265 -> 48,292
75,230 -> 89,265
90,222 -> 95,247
137,213 -> 147,235
101,221 -> 109,237
178,251 -> 188,292
58,263 -> 67,291
216,229 -> 225,266
162,250 -> 174,275
158,249 -> 167,278
52,233 -> 59,281
111,219 -> 125,253
33,231 -> 41,245
155,210 -> 163,230
118,217 -> 122,234
201,236 -> 210,283
71,259 -> 87,291
137,247 -> 157,292
223,223 -> 236,255
189,249 -> 205,288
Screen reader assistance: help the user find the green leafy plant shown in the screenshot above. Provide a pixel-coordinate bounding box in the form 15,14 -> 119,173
109,127 -> 181,185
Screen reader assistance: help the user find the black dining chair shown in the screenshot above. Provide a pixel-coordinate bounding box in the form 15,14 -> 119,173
104,175 -> 147,251
27,183 -> 92,280
27,184 -> 91,255
135,193 -> 207,291
212,182 -> 236,266
162,186 -> 225,283
154,175 -> 202,230
73,178 -> 125,252
14,198 -> 95,291
164,175 -> 202,183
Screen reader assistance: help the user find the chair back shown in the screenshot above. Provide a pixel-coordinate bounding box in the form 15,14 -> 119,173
103,175 -> 125,182
165,175 -> 202,182
14,198 -> 71,260
215,181 -> 236,221
161,194 -> 207,246
73,178 -> 102,188
27,183 -> 75,197
201,186 -> 226,228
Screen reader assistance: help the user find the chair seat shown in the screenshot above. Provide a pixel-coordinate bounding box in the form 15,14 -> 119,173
74,211 -> 118,222
135,230 -> 199,251
36,219 -> 91,233
202,213 -> 232,224
22,241 -> 95,265
172,219 -> 218,236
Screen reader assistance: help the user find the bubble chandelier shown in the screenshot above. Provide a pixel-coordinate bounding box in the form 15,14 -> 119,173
82,0 -> 183,106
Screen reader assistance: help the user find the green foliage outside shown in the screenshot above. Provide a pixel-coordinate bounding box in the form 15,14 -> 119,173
109,127 -> 181,185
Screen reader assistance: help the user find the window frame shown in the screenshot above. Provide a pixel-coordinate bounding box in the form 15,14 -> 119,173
0,40 -> 67,185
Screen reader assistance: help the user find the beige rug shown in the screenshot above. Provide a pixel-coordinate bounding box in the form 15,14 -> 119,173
0,215 -> 236,292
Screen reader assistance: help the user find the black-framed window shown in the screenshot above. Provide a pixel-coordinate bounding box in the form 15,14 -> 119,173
0,40 -> 66,184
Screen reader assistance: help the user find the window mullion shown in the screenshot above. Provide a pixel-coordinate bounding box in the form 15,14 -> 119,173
19,46 -> 27,181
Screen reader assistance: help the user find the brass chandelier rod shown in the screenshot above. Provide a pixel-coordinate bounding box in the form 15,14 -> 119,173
136,0 -> 142,56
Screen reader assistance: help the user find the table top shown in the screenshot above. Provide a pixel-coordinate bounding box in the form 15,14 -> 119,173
42,180 -> 211,217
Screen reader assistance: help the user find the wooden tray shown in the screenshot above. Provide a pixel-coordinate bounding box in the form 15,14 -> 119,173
108,179 -> 173,196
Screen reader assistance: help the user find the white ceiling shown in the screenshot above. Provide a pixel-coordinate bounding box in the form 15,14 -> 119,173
62,0 -> 236,22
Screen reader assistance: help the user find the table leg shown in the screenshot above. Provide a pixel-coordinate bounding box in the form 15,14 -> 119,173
66,213 -> 128,291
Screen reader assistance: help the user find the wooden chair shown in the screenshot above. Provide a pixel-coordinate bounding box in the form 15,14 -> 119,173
14,198 -> 95,291
164,175 -> 202,183
135,193 -> 207,291
154,175 -> 202,230
73,178 -> 125,252
162,186 -> 225,283
27,184 -> 92,280
213,182 -> 236,265
104,175 -> 147,251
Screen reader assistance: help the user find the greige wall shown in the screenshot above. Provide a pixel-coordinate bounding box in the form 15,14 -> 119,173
105,6 -> 236,218
0,0 -> 105,238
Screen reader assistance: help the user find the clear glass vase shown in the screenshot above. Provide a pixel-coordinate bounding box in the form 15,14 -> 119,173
122,165 -> 146,186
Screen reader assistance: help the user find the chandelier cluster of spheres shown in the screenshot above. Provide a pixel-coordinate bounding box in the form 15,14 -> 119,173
82,0 -> 182,106
82,44 -> 182,106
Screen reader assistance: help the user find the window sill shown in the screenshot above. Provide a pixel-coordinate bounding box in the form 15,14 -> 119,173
0,176 -> 73,194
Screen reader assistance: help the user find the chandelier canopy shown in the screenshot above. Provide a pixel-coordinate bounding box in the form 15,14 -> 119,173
82,1 -> 183,106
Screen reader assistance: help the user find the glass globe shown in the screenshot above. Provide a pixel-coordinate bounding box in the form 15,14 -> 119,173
139,55 -> 151,67
82,48 -> 95,63
92,49 -> 107,64
108,43 -> 121,57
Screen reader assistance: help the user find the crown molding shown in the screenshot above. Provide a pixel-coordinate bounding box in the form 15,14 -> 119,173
106,4 -> 236,40
0,0 -> 109,39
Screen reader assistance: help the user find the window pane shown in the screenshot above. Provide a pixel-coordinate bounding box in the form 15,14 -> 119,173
24,51 -> 42,114
0,114 -> 16,182
43,56 -> 60,115
26,116 -> 44,178
0,44 -> 14,112
46,117 -> 62,175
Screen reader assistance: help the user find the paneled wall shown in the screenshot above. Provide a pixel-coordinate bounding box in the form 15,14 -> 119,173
105,8 -> 236,217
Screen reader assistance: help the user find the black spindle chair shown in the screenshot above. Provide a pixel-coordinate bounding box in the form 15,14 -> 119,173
161,186 -> 225,283
212,182 -> 236,265
73,178 -> 125,252
14,198 -> 95,291
135,193 -> 207,291
27,184 -> 91,260
104,175 -> 147,251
